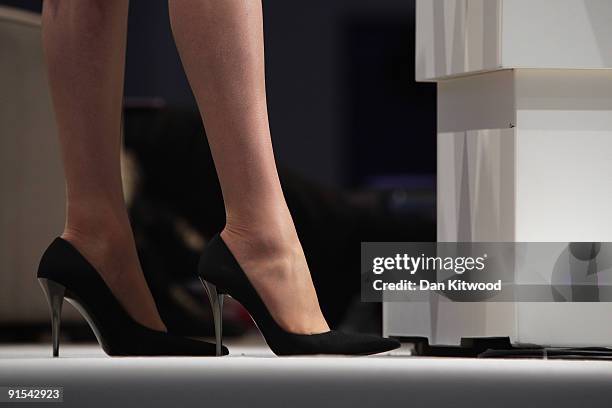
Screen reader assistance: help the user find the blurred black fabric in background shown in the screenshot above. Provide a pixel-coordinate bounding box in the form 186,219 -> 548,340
124,106 -> 435,334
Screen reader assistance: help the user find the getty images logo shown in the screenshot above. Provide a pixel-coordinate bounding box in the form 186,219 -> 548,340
372,253 -> 488,275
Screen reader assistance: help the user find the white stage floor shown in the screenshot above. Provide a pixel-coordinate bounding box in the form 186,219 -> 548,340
1,340 -> 612,408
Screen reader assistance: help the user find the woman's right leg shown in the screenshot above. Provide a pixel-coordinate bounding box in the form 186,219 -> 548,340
42,0 -> 166,331
169,0 -> 329,335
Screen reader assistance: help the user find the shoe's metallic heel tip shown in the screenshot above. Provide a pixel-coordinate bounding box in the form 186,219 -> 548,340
38,278 -> 65,358
200,279 -> 225,356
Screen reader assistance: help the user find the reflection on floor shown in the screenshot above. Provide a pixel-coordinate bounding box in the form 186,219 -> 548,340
1,336 -> 611,408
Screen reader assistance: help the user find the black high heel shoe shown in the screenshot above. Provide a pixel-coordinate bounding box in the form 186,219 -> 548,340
37,238 -> 228,357
198,234 -> 400,356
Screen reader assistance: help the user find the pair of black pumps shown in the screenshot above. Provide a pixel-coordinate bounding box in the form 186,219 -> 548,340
37,235 -> 400,357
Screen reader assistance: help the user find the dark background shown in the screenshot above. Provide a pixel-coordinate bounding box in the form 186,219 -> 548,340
3,0 -> 436,190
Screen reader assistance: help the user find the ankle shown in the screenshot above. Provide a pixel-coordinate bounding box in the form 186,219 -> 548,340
62,210 -> 138,268
64,203 -> 133,244
62,226 -> 133,255
222,220 -> 300,258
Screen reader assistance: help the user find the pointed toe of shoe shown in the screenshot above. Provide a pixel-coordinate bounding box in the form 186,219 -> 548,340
371,336 -> 401,354
218,344 -> 230,356
340,332 -> 401,355
273,330 -> 400,356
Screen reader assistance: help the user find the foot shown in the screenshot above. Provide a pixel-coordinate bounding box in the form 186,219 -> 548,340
221,224 -> 330,335
61,226 -> 167,332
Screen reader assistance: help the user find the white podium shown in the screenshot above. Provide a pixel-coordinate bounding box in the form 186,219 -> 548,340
384,0 -> 612,347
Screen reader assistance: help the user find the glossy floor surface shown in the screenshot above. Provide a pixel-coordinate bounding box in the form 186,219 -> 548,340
1,338 -> 611,408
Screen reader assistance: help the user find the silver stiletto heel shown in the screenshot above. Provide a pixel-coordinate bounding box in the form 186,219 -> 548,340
38,278 -> 66,358
200,279 -> 225,356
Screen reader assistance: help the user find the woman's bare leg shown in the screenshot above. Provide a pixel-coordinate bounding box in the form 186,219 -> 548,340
42,0 -> 166,331
169,0 -> 329,334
